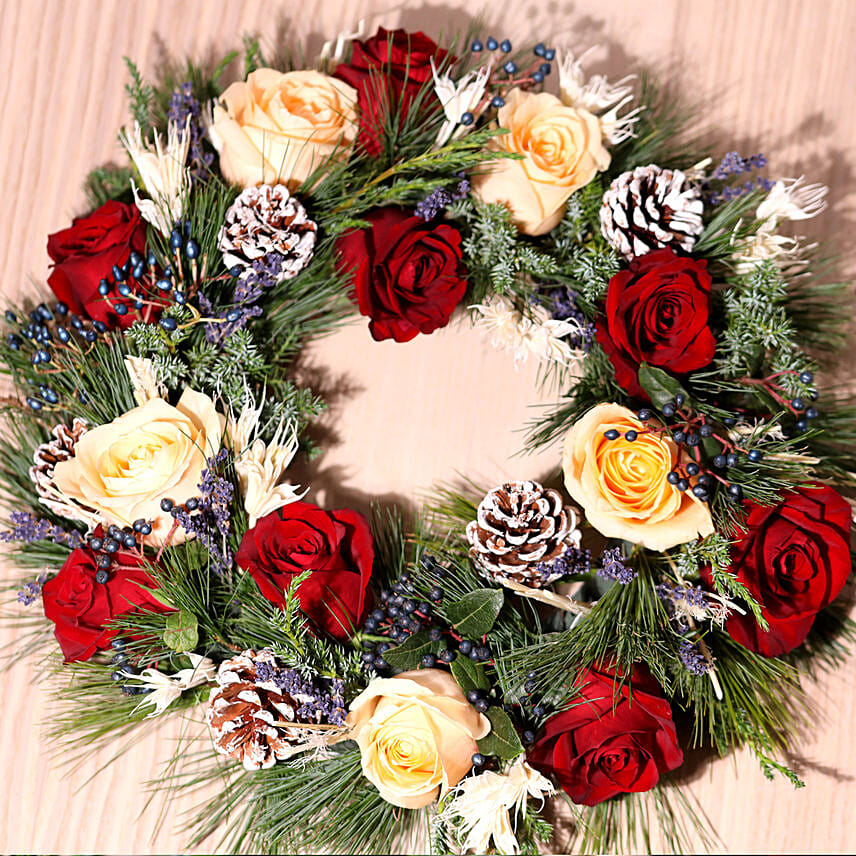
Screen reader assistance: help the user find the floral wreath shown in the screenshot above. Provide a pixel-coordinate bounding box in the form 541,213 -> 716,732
2,23 -> 852,856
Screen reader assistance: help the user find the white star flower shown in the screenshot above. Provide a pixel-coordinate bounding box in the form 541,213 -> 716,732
443,757 -> 555,855
124,654 -> 218,718
119,118 -> 191,236
756,176 -> 828,224
432,59 -> 491,146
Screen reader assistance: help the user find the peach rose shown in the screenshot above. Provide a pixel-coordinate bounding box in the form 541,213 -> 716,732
346,669 -> 491,808
52,388 -> 224,544
212,68 -> 358,190
472,88 -> 610,236
562,403 -> 714,551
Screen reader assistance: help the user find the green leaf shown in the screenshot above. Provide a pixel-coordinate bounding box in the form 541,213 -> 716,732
383,631 -> 441,671
445,588 -> 504,638
477,707 -> 524,761
637,362 -> 690,410
450,655 -> 489,693
162,609 -> 199,653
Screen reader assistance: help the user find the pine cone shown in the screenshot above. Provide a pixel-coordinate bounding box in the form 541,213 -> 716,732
465,481 -> 581,588
207,650 -> 341,771
219,184 -> 317,281
600,165 -> 704,259
30,418 -> 93,519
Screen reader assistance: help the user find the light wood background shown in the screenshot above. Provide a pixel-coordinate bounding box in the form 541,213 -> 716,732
1,0 -> 855,852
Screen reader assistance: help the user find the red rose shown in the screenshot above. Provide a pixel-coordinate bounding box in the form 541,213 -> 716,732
42,541 -> 172,662
596,248 -> 716,399
47,200 -> 148,329
703,484 -> 852,657
235,501 -> 374,640
334,27 -> 450,157
336,206 -> 467,342
528,664 -> 683,806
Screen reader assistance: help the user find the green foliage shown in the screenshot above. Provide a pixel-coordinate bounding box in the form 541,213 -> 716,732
445,587 -> 504,637
83,164 -> 134,208
456,199 -> 559,300
163,609 -> 200,652
123,57 -> 153,131
476,706 -> 524,761
242,34 -> 266,77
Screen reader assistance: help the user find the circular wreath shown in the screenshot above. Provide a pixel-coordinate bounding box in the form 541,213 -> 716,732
1,23 -> 853,856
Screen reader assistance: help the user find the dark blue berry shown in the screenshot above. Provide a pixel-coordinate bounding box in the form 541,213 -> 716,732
474,698 -> 489,713
532,704 -> 547,717
374,657 -> 389,670
713,454 -> 727,468
796,418 -> 808,431
805,407 -> 819,419
429,586 -> 443,602
544,48 -> 555,61
160,498 -> 174,512
459,639 -> 474,655
686,462 -> 700,476
726,453 -> 739,467
429,627 -> 443,642
363,618 -> 378,632
156,278 -> 172,292
122,534 -> 137,549
539,62 -> 551,75
471,39 -> 483,52
624,430 -> 638,442
662,403 -> 676,417
672,429 -> 686,443
472,752 -> 486,766
467,689 -> 481,703
439,649 -> 456,663
486,36 -> 498,50
95,569 -> 109,584
534,42 -> 546,57
532,71 -> 545,83
747,449 -> 763,463
603,429 -> 620,440
500,39 -> 512,52
791,398 -> 805,411
722,417 -> 736,427
503,60 -> 517,74
185,239 -> 200,260
667,471 -> 680,485
638,408 -> 653,421
728,483 -> 743,499
522,730 -> 536,744
421,654 -> 437,668
475,646 -> 491,661
111,671 -> 125,683
686,432 -> 701,447
675,393 -> 686,407
524,679 -> 537,693
88,537 -> 103,551
169,229 -> 183,250
185,497 -> 199,511
799,371 -> 814,383
103,538 -> 120,554
361,651 -> 376,664
160,317 -> 178,332
460,111 -> 474,126
699,424 -> 713,437
677,479 -> 689,492
491,95 -> 505,108
174,292 -> 187,305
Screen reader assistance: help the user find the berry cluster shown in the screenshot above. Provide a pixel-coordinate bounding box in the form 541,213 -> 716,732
87,520 -> 152,581
109,637 -> 153,696
360,555 -> 492,674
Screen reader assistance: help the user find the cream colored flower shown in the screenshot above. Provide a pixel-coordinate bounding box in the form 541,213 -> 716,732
558,47 -> 640,144
123,654 -> 217,717
562,403 -> 714,551
444,757 -> 554,855
124,356 -> 165,405
119,119 -> 191,236
211,69 -> 358,190
432,58 -> 491,146
346,669 -> 491,809
471,295 -> 584,367
756,176 -> 827,223
52,388 -> 224,544
472,88 -> 610,235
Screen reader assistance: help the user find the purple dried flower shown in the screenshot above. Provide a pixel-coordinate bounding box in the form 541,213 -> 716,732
254,658 -> 347,726
414,176 -> 470,220
1,511 -> 83,549
168,81 -> 214,181
16,572 -> 49,606
547,288 -> 596,350
597,546 -> 637,585
679,638 -> 711,675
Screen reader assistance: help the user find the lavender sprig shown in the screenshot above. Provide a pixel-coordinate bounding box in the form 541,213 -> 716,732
414,176 -> 470,220
168,81 -> 214,181
679,638 -> 712,676
597,546 -> 637,585
17,572 -> 49,606
0,511 -> 83,549
547,288 -> 596,351
255,660 -> 347,725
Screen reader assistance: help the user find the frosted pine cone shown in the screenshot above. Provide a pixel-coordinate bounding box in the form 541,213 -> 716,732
30,418 -> 96,522
219,184 -> 317,281
207,650 -> 345,771
465,481 -> 582,587
600,165 -> 704,259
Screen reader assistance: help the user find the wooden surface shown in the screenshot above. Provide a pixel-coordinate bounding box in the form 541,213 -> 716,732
1,0 -> 855,852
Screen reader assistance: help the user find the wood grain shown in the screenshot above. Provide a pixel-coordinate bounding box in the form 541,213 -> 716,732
1,0 -> 855,852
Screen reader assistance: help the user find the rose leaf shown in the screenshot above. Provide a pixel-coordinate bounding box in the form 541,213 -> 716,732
163,609 -> 199,653
450,655 -> 490,694
446,588 -> 505,638
476,706 -> 524,761
382,631 -> 442,671
637,362 -> 691,410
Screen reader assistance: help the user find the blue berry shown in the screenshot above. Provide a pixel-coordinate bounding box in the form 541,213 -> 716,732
728,483 -> 743,499
532,71 -> 545,83
475,646 -> 491,661
503,60 -> 517,74
624,430 -> 638,442
113,303 -> 129,316
169,229 -> 183,250
103,539 -> 120,554
160,498 -> 174,512
140,523 -> 152,535
471,39 -> 483,52
174,291 -> 187,305
160,317 -> 178,332
4,310 -> 16,323
699,424 -> 713,437
429,627 -> 443,642
544,48 -> 555,61
799,371 -> 814,383
459,639 -> 474,655
603,429 -> 620,440
146,250 -> 157,266
185,497 -> 199,511
686,462 -> 700,476
95,569 -> 109,584
421,653 -> 437,668
185,239 -> 200,260
713,454 -> 727,468
539,62 -> 551,75
523,730 -> 536,745
662,403 -> 676,417
500,39 -> 512,52
361,651 -> 376,664
474,698 -> 489,713
805,407 -> 819,419
532,704 -> 547,717
524,679 -> 536,693
429,586 -> 443,602
156,278 -> 172,292
229,265 -> 243,278
675,393 -> 686,407
117,282 -> 132,297
686,432 -> 701,447
491,95 -> 505,108
439,649 -> 456,663
534,42 -> 546,57
112,264 -> 126,282
796,418 -> 808,431
122,534 -> 137,549
96,554 -> 112,570
677,479 -> 689,492
93,320 -> 108,334
460,111 -> 474,126
89,537 -> 103,551
667,471 -> 680,485
486,36 -> 498,50
672,429 -> 686,443
638,408 -> 653,421
472,752 -> 486,766
726,453 -> 739,467
747,449 -> 763,463
791,398 -> 805,411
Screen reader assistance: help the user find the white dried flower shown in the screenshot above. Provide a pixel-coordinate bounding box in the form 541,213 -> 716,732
731,222 -> 809,275
443,757 -> 554,855
124,356 -> 165,406
123,654 -> 218,718
756,176 -> 828,224
471,296 -> 584,368
230,395 -> 306,526
558,47 -> 639,143
318,19 -> 367,72
432,58 -> 491,146
119,119 -> 191,236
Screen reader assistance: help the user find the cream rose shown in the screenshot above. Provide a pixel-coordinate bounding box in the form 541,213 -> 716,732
562,403 -> 714,551
472,88 -> 610,236
346,669 -> 491,809
52,388 -> 224,544
211,68 -> 358,190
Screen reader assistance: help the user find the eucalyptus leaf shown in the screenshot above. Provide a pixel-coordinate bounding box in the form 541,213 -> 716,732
446,588 -> 504,638
477,706 -> 524,761
162,609 -> 199,653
